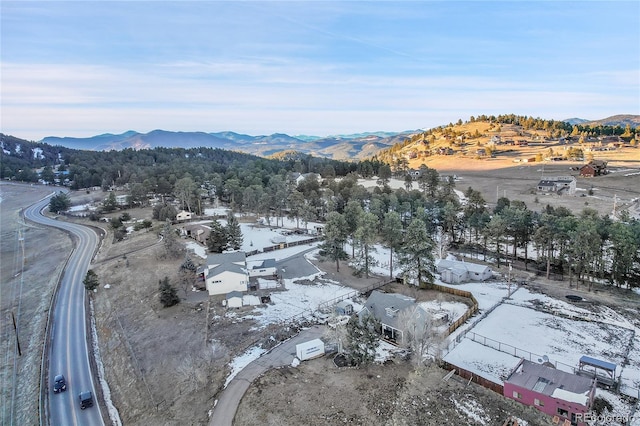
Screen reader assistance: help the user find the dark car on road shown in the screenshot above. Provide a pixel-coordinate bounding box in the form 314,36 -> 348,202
53,375 -> 66,393
79,391 -> 93,409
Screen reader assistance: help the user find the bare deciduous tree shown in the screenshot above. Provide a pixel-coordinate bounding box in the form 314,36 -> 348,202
399,305 -> 446,369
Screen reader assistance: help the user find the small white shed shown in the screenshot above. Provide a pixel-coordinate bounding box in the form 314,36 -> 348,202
225,291 -> 243,308
295,339 -> 325,361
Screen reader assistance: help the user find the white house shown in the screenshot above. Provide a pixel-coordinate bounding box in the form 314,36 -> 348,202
247,259 -> 277,278
202,252 -> 248,296
295,172 -> 321,186
536,176 -> 576,195
436,258 -> 493,283
176,210 -> 192,221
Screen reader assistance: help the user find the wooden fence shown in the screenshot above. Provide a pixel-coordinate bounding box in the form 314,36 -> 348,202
426,283 -> 479,335
440,360 -> 504,394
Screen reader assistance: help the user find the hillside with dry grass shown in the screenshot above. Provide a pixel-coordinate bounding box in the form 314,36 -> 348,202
375,116 -> 640,172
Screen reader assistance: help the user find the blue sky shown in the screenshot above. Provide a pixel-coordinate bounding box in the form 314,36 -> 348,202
1,1 -> 639,140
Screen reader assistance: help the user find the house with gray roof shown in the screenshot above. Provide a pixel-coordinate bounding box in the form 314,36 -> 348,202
436,258 -> 493,283
536,176 -> 576,195
358,291 -> 428,345
201,252 -> 249,296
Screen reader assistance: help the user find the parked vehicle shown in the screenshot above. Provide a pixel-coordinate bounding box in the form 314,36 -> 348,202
78,391 -> 93,409
53,374 -> 66,393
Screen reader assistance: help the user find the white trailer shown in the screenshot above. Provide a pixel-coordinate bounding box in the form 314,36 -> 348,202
295,339 -> 325,361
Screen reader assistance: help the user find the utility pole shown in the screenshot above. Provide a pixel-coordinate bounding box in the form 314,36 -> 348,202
12,311 -> 22,356
507,262 -> 512,298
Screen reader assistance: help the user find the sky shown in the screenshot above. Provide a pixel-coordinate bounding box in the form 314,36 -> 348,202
1,1 -> 639,141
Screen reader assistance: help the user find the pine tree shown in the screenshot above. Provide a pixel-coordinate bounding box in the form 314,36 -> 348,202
179,256 -> 197,297
159,276 -> 180,307
345,314 -> 380,366
48,192 -> 71,213
103,192 -> 118,212
225,213 -> 243,250
397,219 -> 435,287
320,212 -> 348,272
207,220 -> 228,253
83,269 -> 100,292
352,213 -> 379,278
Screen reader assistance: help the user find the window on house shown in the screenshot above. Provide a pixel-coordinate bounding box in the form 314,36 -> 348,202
557,408 -> 569,417
512,391 -> 522,399
534,398 -> 544,407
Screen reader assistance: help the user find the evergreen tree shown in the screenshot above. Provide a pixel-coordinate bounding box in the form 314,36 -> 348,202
179,256 -> 198,297
345,314 -> 380,366
225,212 -> 243,250
159,276 -> 180,307
397,218 -> 435,287
381,211 -> 404,280
161,222 -> 182,258
352,212 -> 379,278
207,220 -> 228,253
103,192 -> 118,212
153,203 -> 178,221
320,212 -> 349,272
343,200 -> 364,257
48,192 -> 71,213
83,269 -> 99,292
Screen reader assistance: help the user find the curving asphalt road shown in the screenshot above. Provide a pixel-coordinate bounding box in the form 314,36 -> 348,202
24,195 -> 104,426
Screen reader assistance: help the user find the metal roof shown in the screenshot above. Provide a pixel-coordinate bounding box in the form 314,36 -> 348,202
579,356 -> 616,372
506,359 -> 594,400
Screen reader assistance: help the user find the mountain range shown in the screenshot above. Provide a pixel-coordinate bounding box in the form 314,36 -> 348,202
41,130 -> 414,161
39,115 -> 638,160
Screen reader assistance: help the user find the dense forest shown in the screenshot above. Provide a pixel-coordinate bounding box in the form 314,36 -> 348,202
2,124 -> 639,290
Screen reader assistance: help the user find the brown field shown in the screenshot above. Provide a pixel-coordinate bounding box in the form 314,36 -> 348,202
414,145 -> 640,218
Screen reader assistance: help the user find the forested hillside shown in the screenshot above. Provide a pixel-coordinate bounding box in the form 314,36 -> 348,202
3,114 -> 639,291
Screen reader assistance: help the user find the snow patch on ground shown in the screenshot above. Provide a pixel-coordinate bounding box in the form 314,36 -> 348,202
374,340 -> 405,363
224,345 -> 267,388
245,275 -> 355,328
451,396 -> 490,425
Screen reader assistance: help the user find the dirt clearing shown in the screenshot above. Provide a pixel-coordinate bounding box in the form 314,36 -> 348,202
234,357 -> 553,426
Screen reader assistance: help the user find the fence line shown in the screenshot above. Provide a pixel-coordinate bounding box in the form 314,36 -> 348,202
426,283 -> 479,335
317,280 -> 395,312
440,360 -> 504,394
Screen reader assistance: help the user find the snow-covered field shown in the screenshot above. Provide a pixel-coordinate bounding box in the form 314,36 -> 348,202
442,281 -> 640,425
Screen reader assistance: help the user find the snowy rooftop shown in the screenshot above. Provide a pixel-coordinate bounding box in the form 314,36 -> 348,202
506,359 -> 593,406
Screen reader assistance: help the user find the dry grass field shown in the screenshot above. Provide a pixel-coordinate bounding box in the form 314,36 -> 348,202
410,134 -> 640,218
